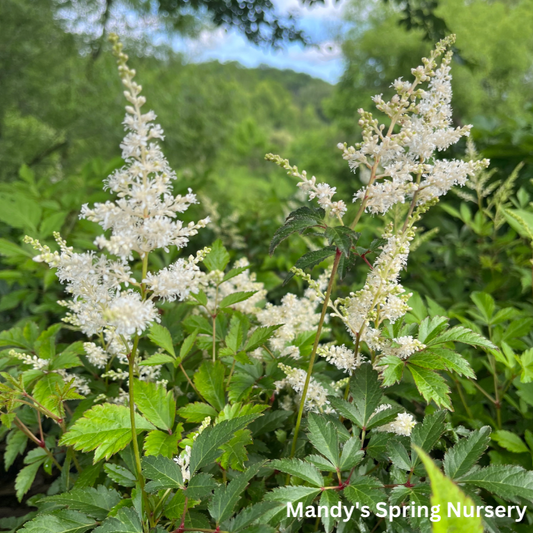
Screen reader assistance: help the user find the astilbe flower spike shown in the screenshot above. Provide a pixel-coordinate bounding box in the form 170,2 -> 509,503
25,34 -> 209,352
267,36 -> 490,434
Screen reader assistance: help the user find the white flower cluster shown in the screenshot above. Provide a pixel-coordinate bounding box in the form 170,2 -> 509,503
375,412 -> 417,437
338,35 -> 489,215
10,349 -> 90,396
317,344 -> 366,375
382,336 -> 426,360
333,227 -> 413,348
11,350 -> 48,371
254,271 -> 328,358
297,174 -> 347,219
275,363 -> 333,413
199,258 -> 267,315
79,45 -> 209,259
145,248 -> 209,303
25,38 -> 208,343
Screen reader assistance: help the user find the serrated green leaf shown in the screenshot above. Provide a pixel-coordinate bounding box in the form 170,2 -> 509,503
339,436 -> 364,471
15,459 -> 44,501
324,226 -> 360,257
225,314 -> 248,354
337,252 -> 357,280
270,208 -> 325,254
244,325 -> 282,352
142,455 -> 184,492
388,440 -> 412,471
143,429 -> 180,458
60,404 -> 155,462
74,463 -> 102,489
264,486 -> 321,523
185,473 -> 218,499
18,510 -> 96,533
417,316 -> 449,344
349,363 -> 383,428
319,490 -> 340,533
458,465 -> 533,502
138,353 -> 175,366
103,464 -> 136,488
92,507 -> 142,533
222,265 -> 250,283
209,462 -> 264,523
283,247 -> 336,285
227,501 -> 280,532
444,426 -> 491,479
204,240 -> 230,271
219,291 -> 257,309
50,342 -> 84,370
407,365 -> 451,410
429,326 -> 495,350
271,459 -> 324,487
177,402 -> 218,423
190,414 -> 260,474
425,347 -> 476,379
219,429 -> 252,471
190,289 -> 208,307
416,446 -> 483,533
147,323 -> 176,357
492,430 -> 529,454
305,454 -> 337,472
378,355 -> 405,387
5,429 -> 27,470
411,411 -> 446,466
179,330 -> 198,362
33,373 -> 66,418
41,486 -> 121,520
133,379 -> 175,431
307,413 -> 339,467
520,348 -> 533,383
194,361 -> 225,411
344,476 -> 385,512
470,292 -> 495,324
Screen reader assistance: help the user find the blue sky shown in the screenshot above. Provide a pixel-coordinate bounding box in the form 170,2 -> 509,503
59,0 -> 348,83
171,0 -> 348,84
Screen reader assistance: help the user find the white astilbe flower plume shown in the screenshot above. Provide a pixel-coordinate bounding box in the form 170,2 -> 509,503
375,412 -> 417,437
79,45 -> 209,258
332,225 -> 413,346
275,363 -> 333,413
338,35 -> 489,215
254,270 -> 328,358
24,35 -> 208,342
317,344 -> 366,375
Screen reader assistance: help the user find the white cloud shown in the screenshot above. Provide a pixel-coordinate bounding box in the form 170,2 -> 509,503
172,0 -> 348,82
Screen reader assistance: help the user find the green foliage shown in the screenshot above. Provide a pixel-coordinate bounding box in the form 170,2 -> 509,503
2,7 -> 533,532
417,446 -> 483,533
41,486 -> 122,520
60,404 -> 155,462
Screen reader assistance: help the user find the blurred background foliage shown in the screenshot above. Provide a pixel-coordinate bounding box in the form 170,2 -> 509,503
3,0 -> 533,514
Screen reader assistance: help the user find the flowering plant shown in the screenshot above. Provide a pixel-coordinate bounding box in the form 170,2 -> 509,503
1,34 -> 532,533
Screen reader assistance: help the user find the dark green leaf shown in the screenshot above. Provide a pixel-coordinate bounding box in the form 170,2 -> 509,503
307,413 -> 339,467
444,427 -> 491,479
142,455 -> 184,492
41,486 -> 121,520
194,361 -> 226,411
283,247 -> 336,285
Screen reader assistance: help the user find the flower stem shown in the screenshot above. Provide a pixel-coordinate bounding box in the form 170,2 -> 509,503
128,335 -> 144,488
289,248 -> 342,459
